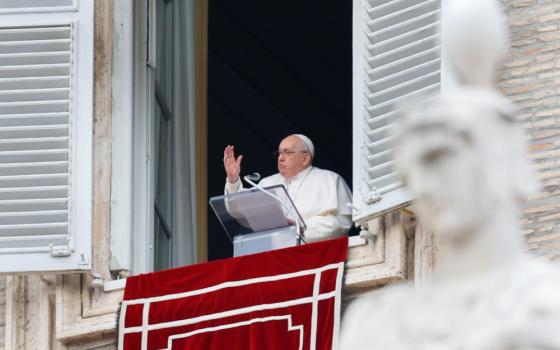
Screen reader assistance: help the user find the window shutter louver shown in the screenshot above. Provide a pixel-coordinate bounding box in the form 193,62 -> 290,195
0,1 -> 93,272
0,1 -> 76,13
352,0 -> 441,225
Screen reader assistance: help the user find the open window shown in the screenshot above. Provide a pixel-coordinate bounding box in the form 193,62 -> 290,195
130,0 -> 203,273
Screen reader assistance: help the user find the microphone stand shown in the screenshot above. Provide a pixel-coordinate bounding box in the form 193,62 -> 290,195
243,175 -> 307,244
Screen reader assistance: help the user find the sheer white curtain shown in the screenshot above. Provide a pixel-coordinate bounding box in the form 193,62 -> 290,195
172,0 -> 198,267
153,0 -> 197,269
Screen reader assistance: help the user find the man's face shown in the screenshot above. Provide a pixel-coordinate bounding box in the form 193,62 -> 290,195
277,136 -> 311,178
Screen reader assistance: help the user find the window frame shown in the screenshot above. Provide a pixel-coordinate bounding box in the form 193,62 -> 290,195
118,0 -> 201,274
110,0 -> 134,272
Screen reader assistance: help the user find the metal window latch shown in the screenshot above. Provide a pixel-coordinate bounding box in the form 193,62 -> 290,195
358,225 -> 377,250
365,190 -> 382,204
49,244 -> 72,257
78,252 -> 90,266
91,272 -> 104,289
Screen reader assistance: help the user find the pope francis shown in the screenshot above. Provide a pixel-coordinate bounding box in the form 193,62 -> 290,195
223,134 -> 353,242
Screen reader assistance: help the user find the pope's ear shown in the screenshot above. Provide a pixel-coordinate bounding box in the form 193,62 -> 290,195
304,152 -> 313,165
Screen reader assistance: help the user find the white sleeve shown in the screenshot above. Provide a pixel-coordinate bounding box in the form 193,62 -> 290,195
224,178 -> 243,194
224,173 -> 276,195
302,172 -> 353,242
303,213 -> 352,242
336,175 -> 353,216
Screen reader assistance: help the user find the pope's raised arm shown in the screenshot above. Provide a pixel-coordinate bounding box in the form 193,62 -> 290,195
223,145 -> 243,184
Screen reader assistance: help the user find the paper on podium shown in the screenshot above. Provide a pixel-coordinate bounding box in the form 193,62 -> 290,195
228,190 -> 289,232
209,185 -> 306,242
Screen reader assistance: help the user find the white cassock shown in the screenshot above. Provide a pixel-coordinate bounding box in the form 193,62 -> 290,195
225,166 -> 353,242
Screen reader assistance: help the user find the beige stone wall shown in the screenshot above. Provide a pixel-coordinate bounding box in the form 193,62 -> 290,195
499,0 -> 560,261
0,277 -> 5,349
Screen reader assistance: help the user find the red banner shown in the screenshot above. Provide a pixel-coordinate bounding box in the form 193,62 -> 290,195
119,237 -> 348,350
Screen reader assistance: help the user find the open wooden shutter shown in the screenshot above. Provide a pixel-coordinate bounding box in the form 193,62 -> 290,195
0,0 -> 93,272
352,0 -> 442,225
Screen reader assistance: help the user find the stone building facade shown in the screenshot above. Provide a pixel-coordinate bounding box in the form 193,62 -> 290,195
0,0 -> 558,349
499,0 -> 560,261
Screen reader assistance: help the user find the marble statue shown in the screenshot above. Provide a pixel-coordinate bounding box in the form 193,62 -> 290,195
340,0 -> 560,349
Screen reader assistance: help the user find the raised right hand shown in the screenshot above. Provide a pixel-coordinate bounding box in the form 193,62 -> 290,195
223,145 -> 243,183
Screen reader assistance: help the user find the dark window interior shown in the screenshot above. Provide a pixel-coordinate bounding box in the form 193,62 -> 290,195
207,0 -> 353,260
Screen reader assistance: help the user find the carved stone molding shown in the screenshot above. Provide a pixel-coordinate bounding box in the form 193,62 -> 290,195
55,275 -> 122,346
344,210 -> 416,295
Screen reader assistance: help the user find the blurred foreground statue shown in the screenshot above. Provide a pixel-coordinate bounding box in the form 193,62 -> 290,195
341,0 -> 560,349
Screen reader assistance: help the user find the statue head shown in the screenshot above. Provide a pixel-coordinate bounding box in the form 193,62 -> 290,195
394,90 -> 538,245
394,0 -> 537,247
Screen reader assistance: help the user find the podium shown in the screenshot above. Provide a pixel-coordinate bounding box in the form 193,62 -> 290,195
209,185 -> 305,257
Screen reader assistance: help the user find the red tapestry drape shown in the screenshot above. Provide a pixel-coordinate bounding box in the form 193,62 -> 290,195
119,237 -> 348,350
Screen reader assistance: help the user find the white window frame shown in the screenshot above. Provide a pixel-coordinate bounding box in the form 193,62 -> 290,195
131,0 -> 157,273
113,0 -> 195,275
110,0 -> 134,272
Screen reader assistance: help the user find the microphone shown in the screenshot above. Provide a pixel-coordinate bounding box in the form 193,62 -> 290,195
244,172 -> 261,182
242,173 -> 307,244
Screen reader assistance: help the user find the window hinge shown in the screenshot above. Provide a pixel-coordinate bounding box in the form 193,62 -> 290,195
50,244 -> 72,257
91,272 -> 104,289
78,252 -> 90,265
359,225 -> 377,250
